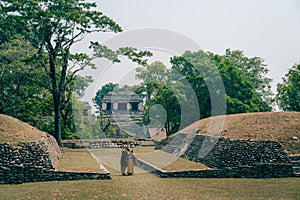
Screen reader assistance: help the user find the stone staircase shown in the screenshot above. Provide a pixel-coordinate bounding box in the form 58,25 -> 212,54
118,122 -> 149,138
161,133 -> 197,157
290,155 -> 300,177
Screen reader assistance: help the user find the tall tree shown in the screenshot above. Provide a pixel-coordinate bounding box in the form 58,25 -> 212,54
209,52 -> 271,113
276,64 -> 300,111
220,49 -> 273,111
172,50 -> 272,118
136,61 -> 188,136
171,50 -> 224,118
0,0 -> 151,145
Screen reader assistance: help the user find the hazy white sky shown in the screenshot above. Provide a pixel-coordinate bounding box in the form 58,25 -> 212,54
76,0 -> 300,106
99,0 -> 300,84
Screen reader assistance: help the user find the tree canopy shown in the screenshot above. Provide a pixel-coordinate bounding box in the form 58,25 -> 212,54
136,61 -> 182,136
134,50 -> 273,136
276,64 -> 300,111
0,36 -> 54,133
0,0 -> 151,145
1,1 -> 287,141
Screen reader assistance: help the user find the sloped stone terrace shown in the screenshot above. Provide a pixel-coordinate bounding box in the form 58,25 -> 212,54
152,133 -> 294,178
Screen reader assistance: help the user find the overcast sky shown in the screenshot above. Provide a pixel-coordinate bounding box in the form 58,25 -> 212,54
76,0 -> 300,108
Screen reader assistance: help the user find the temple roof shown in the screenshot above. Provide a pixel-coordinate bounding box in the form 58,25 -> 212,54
102,91 -> 143,103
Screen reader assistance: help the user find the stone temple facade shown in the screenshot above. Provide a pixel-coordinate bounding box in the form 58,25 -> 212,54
101,91 -> 148,138
101,91 -> 143,114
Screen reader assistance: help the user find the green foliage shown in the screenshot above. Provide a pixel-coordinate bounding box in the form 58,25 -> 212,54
0,36 -> 94,139
210,53 -> 259,113
0,36 -> 54,133
60,74 -> 93,138
72,94 -> 100,139
136,61 -> 169,100
63,131 -> 80,140
97,111 -> 117,138
172,50 -> 272,118
0,0 -> 124,145
276,64 -> 300,111
136,61 -> 186,136
136,50 -> 273,137
0,0 -> 152,145
171,50 -> 222,118
221,49 -> 273,112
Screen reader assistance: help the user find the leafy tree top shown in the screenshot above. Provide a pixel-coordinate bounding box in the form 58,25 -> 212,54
276,64 -> 300,111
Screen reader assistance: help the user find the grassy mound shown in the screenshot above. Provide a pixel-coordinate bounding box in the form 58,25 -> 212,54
180,112 -> 300,154
0,114 -> 45,143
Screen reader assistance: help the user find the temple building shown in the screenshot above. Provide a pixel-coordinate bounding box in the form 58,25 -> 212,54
101,91 -> 143,114
101,91 -> 147,138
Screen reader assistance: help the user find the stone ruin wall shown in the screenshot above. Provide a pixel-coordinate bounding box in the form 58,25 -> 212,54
0,133 -> 112,184
159,133 -> 293,177
187,135 -> 290,168
0,133 -> 61,184
62,138 -> 155,149
0,133 -> 60,170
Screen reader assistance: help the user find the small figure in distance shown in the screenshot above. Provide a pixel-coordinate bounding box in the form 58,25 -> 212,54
127,150 -> 136,176
120,146 -> 129,176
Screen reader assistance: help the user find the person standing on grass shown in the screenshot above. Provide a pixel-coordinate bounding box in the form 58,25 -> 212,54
120,147 -> 129,176
127,150 -> 136,176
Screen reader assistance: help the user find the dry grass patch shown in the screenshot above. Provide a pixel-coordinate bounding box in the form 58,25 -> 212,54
162,157 -> 208,171
56,148 -> 103,173
136,150 -> 208,171
0,114 -> 44,143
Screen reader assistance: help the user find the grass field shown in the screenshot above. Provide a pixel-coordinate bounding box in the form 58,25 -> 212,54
1,148 -> 299,200
56,148 -> 104,173
1,175 -> 299,199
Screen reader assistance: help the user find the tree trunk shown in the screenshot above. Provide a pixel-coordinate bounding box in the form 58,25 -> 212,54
55,50 -> 69,146
165,121 -> 170,136
48,48 -> 63,146
54,98 -> 63,146
46,39 -> 71,146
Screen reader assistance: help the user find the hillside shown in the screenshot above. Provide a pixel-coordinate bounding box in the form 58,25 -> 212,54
180,112 -> 300,154
0,114 -> 45,143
